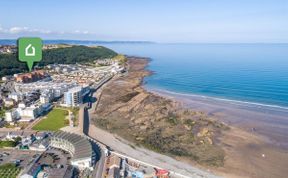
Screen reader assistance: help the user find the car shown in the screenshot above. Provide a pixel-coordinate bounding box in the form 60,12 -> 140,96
32,154 -> 39,158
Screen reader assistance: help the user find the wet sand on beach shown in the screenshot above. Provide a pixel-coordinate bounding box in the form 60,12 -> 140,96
148,88 -> 288,149
148,88 -> 288,178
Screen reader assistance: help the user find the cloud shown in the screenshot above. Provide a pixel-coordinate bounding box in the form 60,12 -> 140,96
9,27 -> 29,34
74,30 -> 90,34
0,25 -> 91,35
0,25 -> 53,34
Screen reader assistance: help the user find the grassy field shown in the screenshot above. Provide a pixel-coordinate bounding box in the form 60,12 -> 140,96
0,141 -> 17,148
55,106 -> 79,126
0,164 -> 21,178
32,108 -> 69,131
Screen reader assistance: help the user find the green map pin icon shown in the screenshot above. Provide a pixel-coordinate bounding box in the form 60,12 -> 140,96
18,37 -> 42,71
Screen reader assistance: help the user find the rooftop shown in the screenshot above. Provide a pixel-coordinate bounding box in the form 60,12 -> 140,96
52,131 -> 93,161
67,86 -> 83,93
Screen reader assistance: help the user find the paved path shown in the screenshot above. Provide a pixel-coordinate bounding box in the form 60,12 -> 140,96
62,75 -> 221,178
88,124 -> 220,178
85,81 -> 221,178
25,116 -> 44,130
92,149 -> 106,178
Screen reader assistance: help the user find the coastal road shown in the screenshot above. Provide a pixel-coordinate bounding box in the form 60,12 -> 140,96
61,102 -> 105,178
81,103 -> 107,178
91,148 -> 106,178
87,124 -> 221,178
82,82 -> 221,178
63,73 -> 221,178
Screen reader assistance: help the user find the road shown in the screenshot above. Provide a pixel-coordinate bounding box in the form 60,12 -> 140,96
80,107 -> 106,178
80,82 -> 221,178
0,129 -> 44,135
92,149 -> 106,178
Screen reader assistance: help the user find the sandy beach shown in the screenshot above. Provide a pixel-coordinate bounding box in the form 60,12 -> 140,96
148,88 -> 288,149
147,82 -> 288,178
91,57 -> 288,178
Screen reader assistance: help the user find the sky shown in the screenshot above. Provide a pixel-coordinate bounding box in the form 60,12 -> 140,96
0,0 -> 287,43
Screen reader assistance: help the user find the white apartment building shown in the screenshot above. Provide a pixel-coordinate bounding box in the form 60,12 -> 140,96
8,92 -> 23,102
40,90 -> 54,104
64,86 -> 89,107
5,109 -> 19,122
5,104 -> 48,122
17,107 -> 38,121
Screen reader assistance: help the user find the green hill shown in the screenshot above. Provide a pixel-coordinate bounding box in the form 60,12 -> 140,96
0,45 -> 117,77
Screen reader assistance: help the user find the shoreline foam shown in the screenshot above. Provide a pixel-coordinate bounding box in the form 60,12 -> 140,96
145,86 -> 288,149
139,57 -> 288,178
146,87 -> 288,113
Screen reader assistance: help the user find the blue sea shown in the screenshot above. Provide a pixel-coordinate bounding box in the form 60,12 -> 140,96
102,43 -> 288,109
2,40 -> 288,108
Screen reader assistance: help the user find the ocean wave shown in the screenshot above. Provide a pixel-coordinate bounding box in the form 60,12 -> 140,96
147,87 -> 288,112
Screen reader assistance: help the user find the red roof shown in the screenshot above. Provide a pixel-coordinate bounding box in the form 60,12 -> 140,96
156,169 -> 169,175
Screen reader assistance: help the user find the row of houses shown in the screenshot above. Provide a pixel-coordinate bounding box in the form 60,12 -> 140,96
5,102 -> 52,122
15,70 -> 48,83
0,45 -> 16,54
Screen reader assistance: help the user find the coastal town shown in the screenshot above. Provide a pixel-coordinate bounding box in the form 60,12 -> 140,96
0,45 -> 175,178
1,42 -> 285,178
4,39 -> 275,178
1,1 -> 288,178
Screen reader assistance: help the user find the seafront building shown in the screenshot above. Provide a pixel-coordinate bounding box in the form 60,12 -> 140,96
64,87 -> 83,107
50,131 -> 96,170
64,86 -> 90,107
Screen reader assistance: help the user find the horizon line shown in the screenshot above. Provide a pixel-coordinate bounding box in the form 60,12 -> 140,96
0,39 -> 288,45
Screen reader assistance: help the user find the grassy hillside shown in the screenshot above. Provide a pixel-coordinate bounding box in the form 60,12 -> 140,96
0,45 -> 117,77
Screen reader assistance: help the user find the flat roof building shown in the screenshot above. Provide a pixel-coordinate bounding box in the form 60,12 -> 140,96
64,86 -> 83,107
63,86 -> 89,107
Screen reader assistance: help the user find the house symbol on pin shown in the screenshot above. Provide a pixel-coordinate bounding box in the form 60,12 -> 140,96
25,44 -> 36,56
